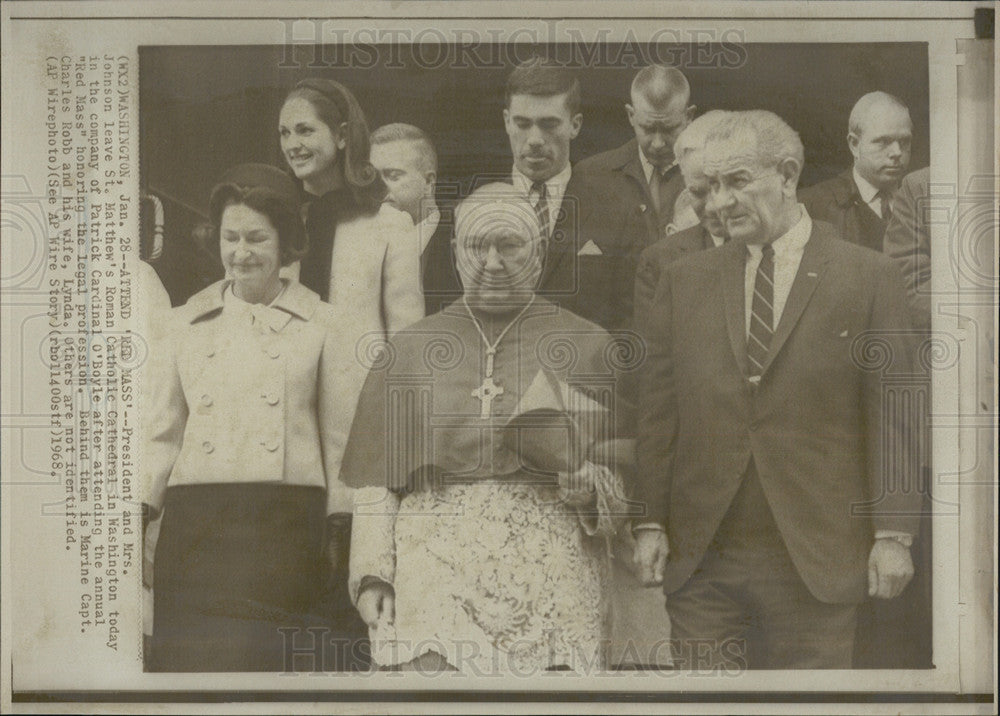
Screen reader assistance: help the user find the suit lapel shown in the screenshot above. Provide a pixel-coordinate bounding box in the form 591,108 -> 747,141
759,227 -> 831,375
657,166 -> 686,228
538,175 -> 586,289
720,241 -> 749,377
623,150 -> 648,200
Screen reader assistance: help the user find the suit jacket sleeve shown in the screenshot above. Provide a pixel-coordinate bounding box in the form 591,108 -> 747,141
634,267 -> 676,526
863,257 -> 923,536
633,246 -> 661,332
381,208 -> 425,335
883,171 -> 931,331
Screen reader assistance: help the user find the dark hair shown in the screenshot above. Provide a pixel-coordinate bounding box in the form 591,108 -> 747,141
209,183 -> 307,267
283,78 -> 385,213
504,57 -> 581,116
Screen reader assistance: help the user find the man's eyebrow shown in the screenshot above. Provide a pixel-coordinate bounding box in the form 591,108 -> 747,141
511,114 -> 560,122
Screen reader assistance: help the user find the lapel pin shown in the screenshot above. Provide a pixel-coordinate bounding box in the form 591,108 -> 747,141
839,330 -> 849,338
639,204 -> 648,212
807,272 -> 818,278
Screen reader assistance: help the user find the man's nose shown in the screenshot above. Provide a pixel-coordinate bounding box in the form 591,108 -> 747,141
526,125 -> 545,146
706,185 -> 734,212
886,141 -> 902,158
483,244 -> 505,271
649,133 -> 667,151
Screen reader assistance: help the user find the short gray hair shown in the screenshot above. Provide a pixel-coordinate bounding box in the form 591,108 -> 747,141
705,110 -> 805,170
370,122 -> 438,174
673,110 -> 734,162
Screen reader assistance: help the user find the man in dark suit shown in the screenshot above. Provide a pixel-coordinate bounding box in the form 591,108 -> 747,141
502,58 -> 647,332
633,110 -> 921,669
634,110 -> 731,320
883,166 -> 931,332
575,65 -> 695,245
371,123 -> 462,316
801,92 -> 913,252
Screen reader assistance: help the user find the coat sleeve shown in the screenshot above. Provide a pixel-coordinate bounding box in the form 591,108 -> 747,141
318,313 -> 355,515
632,246 -> 661,335
633,266 -> 677,528
883,170 -> 931,331
380,206 -> 425,335
348,486 -> 400,604
142,313 -> 188,514
862,257 -> 923,537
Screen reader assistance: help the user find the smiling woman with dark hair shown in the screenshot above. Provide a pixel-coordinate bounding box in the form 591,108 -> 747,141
143,163 -> 364,672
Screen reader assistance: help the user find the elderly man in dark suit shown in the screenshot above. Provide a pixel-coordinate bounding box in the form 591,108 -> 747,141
801,92 -> 913,252
633,110 -> 921,669
502,57 -> 647,332
634,110 -> 732,320
371,123 -> 463,316
576,65 -> 695,245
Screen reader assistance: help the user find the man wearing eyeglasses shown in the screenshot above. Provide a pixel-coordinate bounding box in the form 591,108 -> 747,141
633,110 -> 921,669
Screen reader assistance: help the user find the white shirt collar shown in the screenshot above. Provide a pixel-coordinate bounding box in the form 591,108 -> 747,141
416,207 -> 441,254
512,162 -> 572,202
638,148 -> 676,184
852,167 -> 882,203
223,280 -> 286,308
746,205 -> 812,259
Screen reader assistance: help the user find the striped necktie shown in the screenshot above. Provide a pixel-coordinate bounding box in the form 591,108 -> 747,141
531,180 -> 550,238
748,243 -> 775,378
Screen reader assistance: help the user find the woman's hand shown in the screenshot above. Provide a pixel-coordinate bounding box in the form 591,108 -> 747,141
556,461 -> 598,508
357,582 -> 395,628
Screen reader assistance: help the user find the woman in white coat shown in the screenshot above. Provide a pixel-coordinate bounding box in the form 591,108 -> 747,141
278,76 -> 424,515
277,77 -> 424,666
144,164 -> 362,671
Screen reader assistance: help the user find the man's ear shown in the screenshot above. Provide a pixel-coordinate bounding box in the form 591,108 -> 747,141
625,103 -> 636,124
777,156 -> 802,196
847,131 -> 860,159
502,108 -> 511,131
685,104 -> 697,123
569,113 -> 583,140
336,122 -> 348,150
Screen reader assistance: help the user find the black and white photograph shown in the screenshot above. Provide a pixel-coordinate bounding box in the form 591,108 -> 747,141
0,2 -> 995,713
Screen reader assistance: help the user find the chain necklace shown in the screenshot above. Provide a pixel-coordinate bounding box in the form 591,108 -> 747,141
462,295 -> 536,418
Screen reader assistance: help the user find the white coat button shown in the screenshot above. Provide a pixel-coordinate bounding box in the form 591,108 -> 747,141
202,441 -> 214,453
263,439 -> 280,452
264,392 -> 280,406
265,347 -> 280,359
200,394 -> 213,407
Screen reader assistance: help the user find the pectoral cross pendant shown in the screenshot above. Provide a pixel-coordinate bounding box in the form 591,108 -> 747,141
472,348 -> 502,418
472,375 -> 504,419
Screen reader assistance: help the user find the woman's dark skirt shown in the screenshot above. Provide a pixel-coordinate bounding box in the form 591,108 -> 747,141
149,483 -> 368,672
